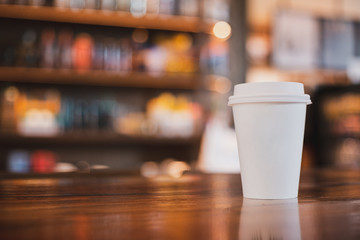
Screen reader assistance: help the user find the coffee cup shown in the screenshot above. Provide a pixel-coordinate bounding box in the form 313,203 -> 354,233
228,82 -> 311,199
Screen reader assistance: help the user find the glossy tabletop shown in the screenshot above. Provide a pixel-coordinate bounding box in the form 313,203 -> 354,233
0,169 -> 359,240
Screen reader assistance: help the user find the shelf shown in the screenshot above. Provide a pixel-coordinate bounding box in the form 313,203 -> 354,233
0,133 -> 202,148
0,170 -> 141,179
0,67 -> 200,89
0,5 -> 214,33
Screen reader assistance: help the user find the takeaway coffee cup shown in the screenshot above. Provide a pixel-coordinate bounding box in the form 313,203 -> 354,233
228,82 -> 311,199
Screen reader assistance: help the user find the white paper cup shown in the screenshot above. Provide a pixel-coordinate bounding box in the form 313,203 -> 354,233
228,82 -> 311,199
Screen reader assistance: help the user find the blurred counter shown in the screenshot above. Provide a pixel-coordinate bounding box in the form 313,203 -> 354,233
0,169 -> 359,239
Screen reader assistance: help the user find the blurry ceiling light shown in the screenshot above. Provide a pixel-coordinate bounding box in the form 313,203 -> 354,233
213,21 -> 231,40
132,28 -> 149,43
130,0 -> 147,17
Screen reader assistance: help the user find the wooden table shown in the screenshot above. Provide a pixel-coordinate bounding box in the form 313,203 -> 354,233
0,169 -> 359,240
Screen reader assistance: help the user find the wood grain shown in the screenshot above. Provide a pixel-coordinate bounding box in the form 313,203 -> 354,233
0,169 -> 359,240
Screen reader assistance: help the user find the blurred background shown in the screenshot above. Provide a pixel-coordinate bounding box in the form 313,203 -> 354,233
0,0 -> 359,177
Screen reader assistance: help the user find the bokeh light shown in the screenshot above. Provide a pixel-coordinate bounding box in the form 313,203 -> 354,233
213,21 -> 231,40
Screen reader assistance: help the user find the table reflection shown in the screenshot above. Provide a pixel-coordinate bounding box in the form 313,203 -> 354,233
239,198 -> 300,240
1,171 -> 359,240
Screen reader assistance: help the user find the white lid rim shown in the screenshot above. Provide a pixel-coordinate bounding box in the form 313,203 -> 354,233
228,100 -> 312,106
228,95 -> 312,106
229,94 -> 310,99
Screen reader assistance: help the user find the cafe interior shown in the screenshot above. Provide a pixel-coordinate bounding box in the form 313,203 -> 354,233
0,0 -> 360,239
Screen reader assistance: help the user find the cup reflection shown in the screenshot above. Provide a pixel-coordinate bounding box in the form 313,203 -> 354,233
239,198 -> 301,240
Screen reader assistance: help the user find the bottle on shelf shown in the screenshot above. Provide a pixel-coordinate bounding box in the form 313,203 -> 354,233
158,0 -> 175,15
101,0 -> 116,11
146,0 -> 159,15
16,29 -> 39,68
130,0 -> 147,17
72,33 -> 94,71
69,0 -> 85,10
40,28 -> 56,69
116,0 -> 130,12
56,29 -> 73,69
1,26 -> 199,74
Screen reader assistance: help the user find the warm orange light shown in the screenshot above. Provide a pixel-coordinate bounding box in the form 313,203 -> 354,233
212,21 -> 231,40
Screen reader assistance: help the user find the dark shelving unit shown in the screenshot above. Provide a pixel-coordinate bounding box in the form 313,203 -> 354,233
0,3 -> 217,173
0,67 -> 200,90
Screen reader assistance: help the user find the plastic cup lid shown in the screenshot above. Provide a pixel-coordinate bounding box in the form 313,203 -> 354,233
228,82 -> 312,105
